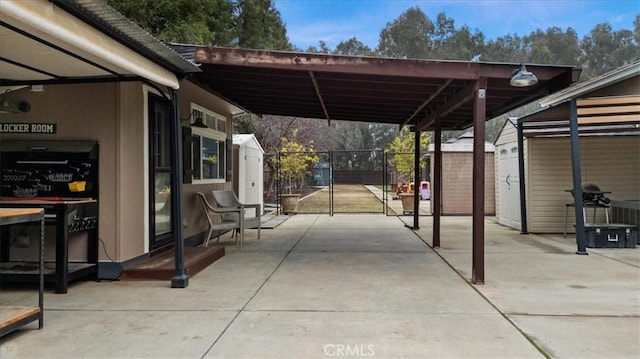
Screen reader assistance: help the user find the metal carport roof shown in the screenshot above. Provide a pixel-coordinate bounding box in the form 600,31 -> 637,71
174,45 -> 580,131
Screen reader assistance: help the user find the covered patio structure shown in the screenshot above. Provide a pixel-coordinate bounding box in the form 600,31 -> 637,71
176,46 -> 580,283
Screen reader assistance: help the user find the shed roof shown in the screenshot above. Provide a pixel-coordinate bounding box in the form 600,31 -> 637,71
517,62 -> 640,138
540,60 -> 640,107
233,134 -> 265,153
429,130 -> 494,152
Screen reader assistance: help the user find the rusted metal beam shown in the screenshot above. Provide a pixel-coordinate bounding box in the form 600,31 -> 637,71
415,81 -> 477,131
472,77 -> 487,285
403,79 -> 453,126
196,47 -> 482,80
308,71 -> 331,125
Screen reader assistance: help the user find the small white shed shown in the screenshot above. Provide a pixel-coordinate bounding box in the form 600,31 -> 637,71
233,134 -> 264,217
494,118 -> 522,230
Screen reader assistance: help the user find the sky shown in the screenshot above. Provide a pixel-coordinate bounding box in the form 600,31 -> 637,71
275,0 -> 640,50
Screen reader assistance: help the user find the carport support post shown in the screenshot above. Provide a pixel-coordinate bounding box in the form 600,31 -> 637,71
517,121 -> 528,234
569,99 -> 588,255
413,128 -> 420,229
432,122 -> 441,247
170,88 -> 189,288
472,80 -> 487,285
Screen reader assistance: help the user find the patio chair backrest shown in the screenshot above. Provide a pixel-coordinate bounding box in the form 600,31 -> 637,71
196,192 -> 218,226
211,190 -> 241,208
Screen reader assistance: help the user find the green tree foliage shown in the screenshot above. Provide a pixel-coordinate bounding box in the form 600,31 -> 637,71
526,27 -> 581,65
481,34 -> 529,63
234,0 -> 292,50
378,7 -> 435,59
385,127 -> 430,183
482,27 -> 582,65
437,24 -> 485,61
334,37 -> 375,56
378,9 -> 484,61
107,0 -> 235,45
306,40 -> 332,54
108,0 -> 291,49
279,130 -> 319,193
374,6 -> 637,80
580,23 -> 639,78
635,14 -> 640,45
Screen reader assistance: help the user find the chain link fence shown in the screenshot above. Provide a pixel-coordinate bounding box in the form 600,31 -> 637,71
263,150 -> 430,216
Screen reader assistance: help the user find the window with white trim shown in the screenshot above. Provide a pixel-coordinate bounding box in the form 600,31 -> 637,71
190,105 -> 227,183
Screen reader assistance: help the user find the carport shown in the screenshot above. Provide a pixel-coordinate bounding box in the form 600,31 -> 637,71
175,46 -> 579,283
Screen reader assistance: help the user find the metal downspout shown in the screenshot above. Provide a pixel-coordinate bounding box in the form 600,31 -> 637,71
170,88 -> 189,288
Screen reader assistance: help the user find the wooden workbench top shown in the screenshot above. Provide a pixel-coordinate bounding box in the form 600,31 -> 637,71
1,198 -> 96,205
0,208 -> 44,218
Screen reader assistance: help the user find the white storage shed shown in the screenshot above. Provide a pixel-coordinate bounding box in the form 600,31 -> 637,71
233,134 -> 264,217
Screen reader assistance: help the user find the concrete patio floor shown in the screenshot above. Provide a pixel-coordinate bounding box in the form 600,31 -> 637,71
1,214 -> 638,359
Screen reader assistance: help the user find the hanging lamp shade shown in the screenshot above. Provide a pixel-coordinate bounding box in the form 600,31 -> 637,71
510,64 -> 538,87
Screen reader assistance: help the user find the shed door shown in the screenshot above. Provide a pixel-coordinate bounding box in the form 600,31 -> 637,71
244,147 -> 261,217
498,144 -> 521,230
